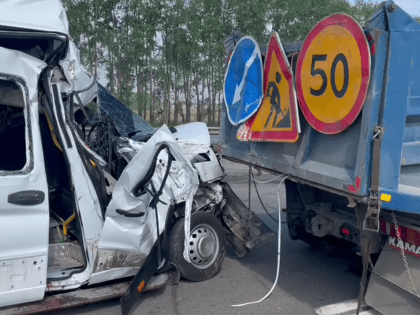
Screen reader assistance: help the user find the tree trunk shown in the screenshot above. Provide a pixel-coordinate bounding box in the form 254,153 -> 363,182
141,71 -> 146,118
212,89 -> 216,126
94,45 -> 98,80
212,67 -> 216,125
179,103 -> 186,124
186,74 -> 191,123
167,75 -> 171,125
183,75 -> 188,123
196,79 -> 200,122
201,79 -> 206,122
136,65 -> 141,116
218,90 -> 221,126
207,76 -> 212,125
150,67 -> 154,125
109,49 -> 115,94
167,50 -> 173,125
180,76 -> 186,124
162,74 -> 167,124
174,87 -> 178,125
117,68 -> 121,96
94,1 -> 98,81
153,70 -> 156,125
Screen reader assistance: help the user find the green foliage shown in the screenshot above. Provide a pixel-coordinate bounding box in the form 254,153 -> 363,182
269,0 -> 380,42
62,0 -> 382,125
350,0 -> 381,27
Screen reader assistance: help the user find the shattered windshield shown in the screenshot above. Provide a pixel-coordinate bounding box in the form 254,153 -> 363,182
97,83 -> 155,137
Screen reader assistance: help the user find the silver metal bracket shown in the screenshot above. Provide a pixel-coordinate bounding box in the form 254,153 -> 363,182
363,194 -> 381,232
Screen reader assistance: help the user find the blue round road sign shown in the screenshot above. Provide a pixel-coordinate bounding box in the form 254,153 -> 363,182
223,36 -> 263,126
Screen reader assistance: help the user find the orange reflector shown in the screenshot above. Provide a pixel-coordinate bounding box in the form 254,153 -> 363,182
137,281 -> 146,293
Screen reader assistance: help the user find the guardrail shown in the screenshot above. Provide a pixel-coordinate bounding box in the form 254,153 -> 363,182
208,127 -> 220,144
208,127 -> 220,136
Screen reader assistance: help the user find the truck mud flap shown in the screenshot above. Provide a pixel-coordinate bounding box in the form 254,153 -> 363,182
221,182 -> 275,257
365,239 -> 420,315
120,243 -> 160,315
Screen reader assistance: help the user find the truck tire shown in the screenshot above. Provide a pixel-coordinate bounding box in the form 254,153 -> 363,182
169,211 -> 226,282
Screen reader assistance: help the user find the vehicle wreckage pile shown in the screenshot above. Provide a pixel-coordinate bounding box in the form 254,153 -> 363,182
0,1 -> 273,314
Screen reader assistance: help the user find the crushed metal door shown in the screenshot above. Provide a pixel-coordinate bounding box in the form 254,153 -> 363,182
93,126 -> 199,279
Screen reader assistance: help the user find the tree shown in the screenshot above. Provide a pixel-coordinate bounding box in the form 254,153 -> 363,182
269,0 -> 379,42
351,0 -> 380,27
63,0 -> 383,127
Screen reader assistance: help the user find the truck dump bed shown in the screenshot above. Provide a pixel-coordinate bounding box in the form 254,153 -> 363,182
220,1 -> 420,215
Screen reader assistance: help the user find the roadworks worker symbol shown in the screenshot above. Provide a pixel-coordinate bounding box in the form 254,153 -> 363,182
237,32 -> 300,142
295,13 -> 371,134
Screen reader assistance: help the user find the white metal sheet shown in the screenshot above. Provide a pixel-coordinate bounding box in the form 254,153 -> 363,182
0,0 -> 68,35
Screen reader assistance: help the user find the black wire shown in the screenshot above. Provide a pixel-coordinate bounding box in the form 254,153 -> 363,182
248,166 -> 280,222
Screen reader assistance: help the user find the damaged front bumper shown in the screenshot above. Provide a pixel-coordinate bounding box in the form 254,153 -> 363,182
221,182 -> 275,257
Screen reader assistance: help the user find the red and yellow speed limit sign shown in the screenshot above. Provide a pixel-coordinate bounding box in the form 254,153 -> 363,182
296,14 -> 371,134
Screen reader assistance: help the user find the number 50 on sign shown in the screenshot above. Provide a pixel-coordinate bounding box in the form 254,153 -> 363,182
296,14 -> 371,134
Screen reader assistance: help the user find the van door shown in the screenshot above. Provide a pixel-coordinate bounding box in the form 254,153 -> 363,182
0,48 -> 49,307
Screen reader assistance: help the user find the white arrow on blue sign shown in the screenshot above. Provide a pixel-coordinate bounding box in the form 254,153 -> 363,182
223,36 -> 263,126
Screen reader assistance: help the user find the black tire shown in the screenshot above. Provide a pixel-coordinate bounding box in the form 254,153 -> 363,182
169,211 -> 226,282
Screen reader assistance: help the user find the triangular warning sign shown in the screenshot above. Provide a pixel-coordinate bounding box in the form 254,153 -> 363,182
237,32 -> 300,142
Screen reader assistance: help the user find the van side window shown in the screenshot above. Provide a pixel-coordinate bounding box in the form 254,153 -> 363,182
0,81 -> 26,171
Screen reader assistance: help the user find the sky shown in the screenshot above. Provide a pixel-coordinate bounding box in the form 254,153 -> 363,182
349,0 -> 420,17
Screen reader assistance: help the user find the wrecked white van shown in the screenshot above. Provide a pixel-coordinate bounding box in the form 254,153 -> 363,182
0,1 -> 272,314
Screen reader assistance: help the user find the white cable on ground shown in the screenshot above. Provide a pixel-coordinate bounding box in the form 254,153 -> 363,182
231,170 -> 289,307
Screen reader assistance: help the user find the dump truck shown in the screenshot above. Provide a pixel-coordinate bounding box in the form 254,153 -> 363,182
220,1 -> 420,314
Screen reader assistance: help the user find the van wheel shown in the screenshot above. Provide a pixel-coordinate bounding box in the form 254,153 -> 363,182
169,211 -> 226,282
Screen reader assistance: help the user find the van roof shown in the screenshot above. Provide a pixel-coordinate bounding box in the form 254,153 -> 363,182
0,0 -> 69,36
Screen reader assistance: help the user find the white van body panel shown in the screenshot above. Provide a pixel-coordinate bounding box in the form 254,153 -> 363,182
0,48 -> 49,307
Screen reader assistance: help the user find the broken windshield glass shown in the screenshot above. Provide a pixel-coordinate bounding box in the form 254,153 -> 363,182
97,83 -> 155,137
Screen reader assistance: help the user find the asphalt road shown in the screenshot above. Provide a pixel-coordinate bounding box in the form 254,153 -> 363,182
53,159 -> 364,315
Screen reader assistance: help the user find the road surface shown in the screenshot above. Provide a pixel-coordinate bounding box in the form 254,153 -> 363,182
53,159 -> 374,315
